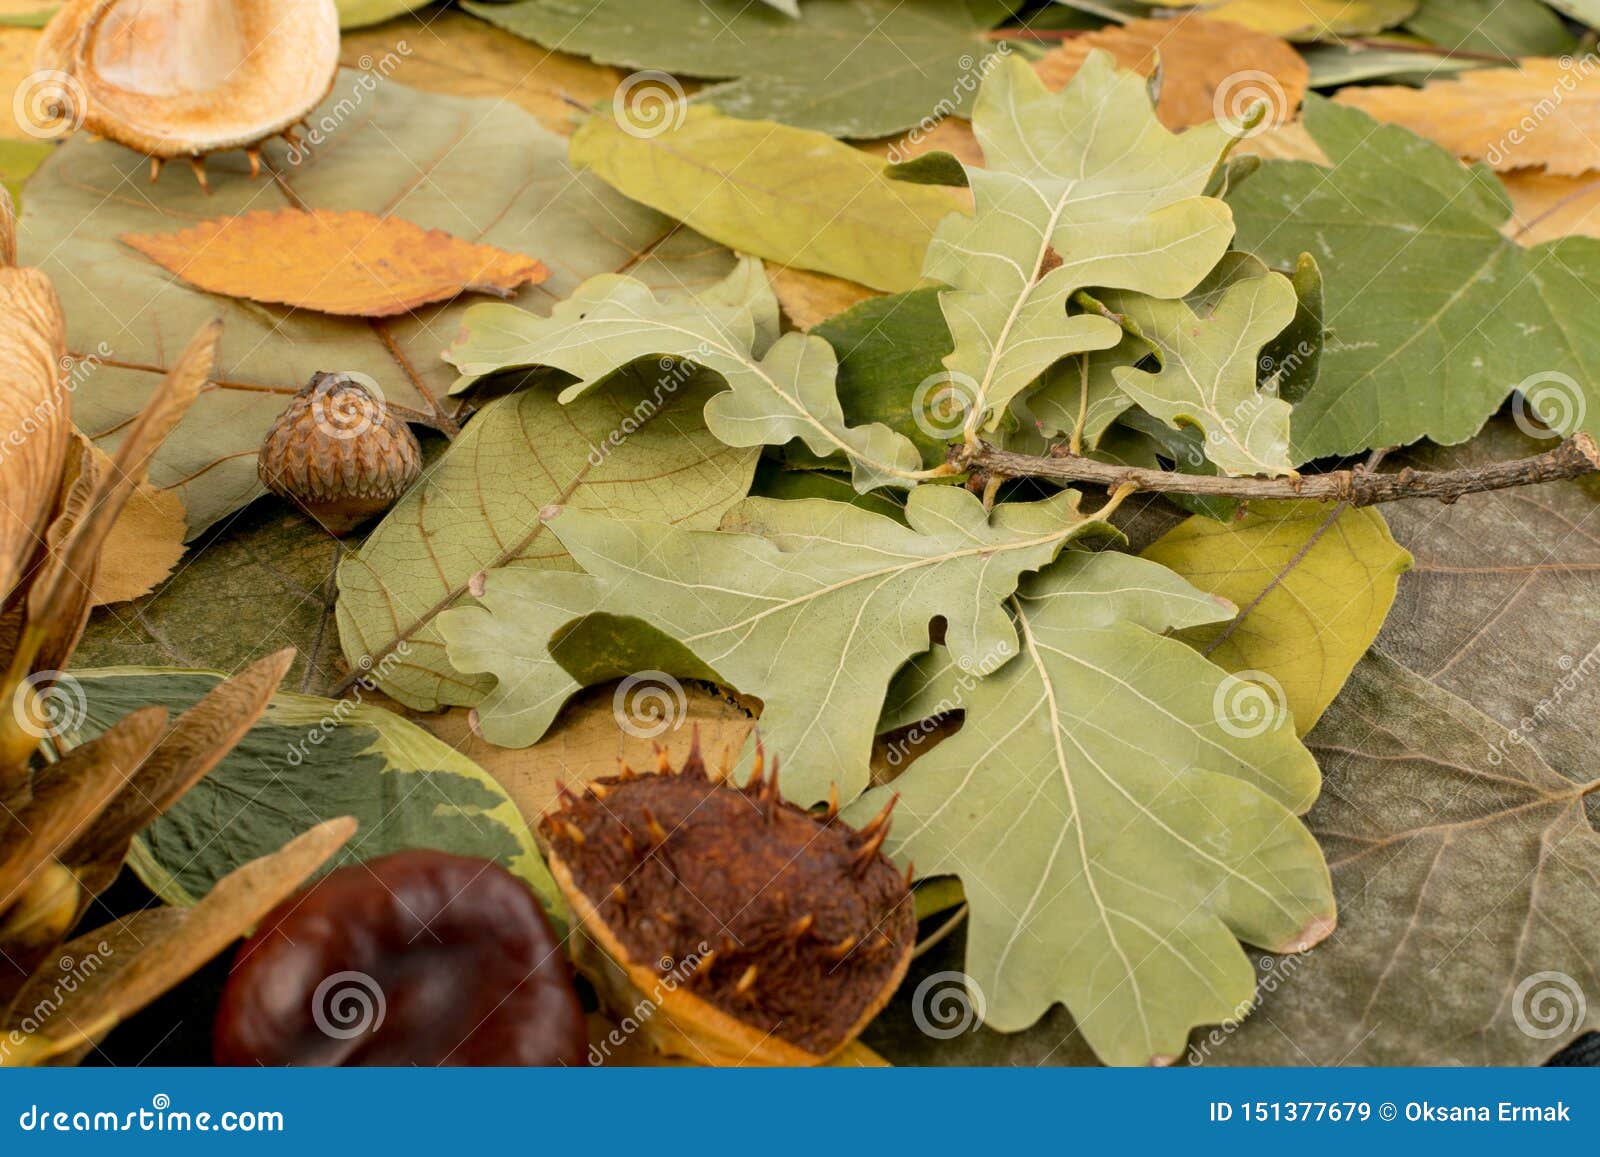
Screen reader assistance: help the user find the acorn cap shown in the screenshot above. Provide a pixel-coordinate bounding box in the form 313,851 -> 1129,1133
258,371 -> 421,535
541,735 -> 915,1066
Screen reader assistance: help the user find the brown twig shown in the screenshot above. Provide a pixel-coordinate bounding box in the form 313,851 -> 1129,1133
958,433 -> 1600,509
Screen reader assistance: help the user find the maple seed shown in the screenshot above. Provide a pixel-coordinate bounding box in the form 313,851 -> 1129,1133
257,372 -> 422,536
540,733 -> 915,1066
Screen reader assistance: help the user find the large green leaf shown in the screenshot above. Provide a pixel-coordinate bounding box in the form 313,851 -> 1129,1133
1228,97 -> 1600,459
441,486 -> 1117,804
569,107 -> 962,293
18,72 -> 721,534
920,52 -> 1236,438
1203,651 -> 1599,1065
447,259 -> 930,492
851,550 -> 1332,1066
1142,502 -> 1412,735
461,0 -> 1013,138
71,668 -> 558,918
336,366 -> 760,712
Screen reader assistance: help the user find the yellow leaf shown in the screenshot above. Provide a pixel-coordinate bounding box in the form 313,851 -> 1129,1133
340,10 -> 622,136
121,208 -> 549,318
88,442 -> 185,606
1336,59 -> 1600,175
1142,503 -> 1413,735
1035,16 -> 1309,130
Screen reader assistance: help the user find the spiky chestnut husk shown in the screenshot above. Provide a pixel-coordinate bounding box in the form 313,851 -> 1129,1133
541,737 -> 915,1066
257,372 -> 421,536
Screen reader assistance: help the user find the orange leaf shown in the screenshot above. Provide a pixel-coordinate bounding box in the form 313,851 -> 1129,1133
1034,16 -> 1309,131
121,208 -> 549,318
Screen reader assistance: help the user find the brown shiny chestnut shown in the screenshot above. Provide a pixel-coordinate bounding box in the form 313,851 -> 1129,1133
213,850 -> 586,1066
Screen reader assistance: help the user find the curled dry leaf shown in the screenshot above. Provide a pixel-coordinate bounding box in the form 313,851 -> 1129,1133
1335,59 -> 1600,176
5,816 -> 356,1064
1034,16 -> 1310,131
0,187 -> 68,603
122,208 -> 550,318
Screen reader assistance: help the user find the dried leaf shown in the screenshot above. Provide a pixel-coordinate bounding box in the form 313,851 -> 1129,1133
122,209 -> 548,318
569,106 -> 962,293
1142,503 -> 1413,734
851,550 -> 1332,1065
1035,16 -> 1309,131
336,366 -> 760,712
89,444 -> 186,607
767,266 -> 877,331
6,817 -> 356,1060
1336,59 -> 1600,176
443,486 -> 1116,805
340,9 -> 621,135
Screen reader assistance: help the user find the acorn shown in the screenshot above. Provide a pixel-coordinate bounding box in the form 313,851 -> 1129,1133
540,734 -> 915,1066
257,371 -> 421,536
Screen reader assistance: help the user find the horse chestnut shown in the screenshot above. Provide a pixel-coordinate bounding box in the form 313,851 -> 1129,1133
213,850 -> 585,1066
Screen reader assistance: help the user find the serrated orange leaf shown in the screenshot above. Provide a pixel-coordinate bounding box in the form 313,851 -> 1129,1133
1336,59 -> 1600,175
1035,16 -> 1309,131
121,208 -> 549,318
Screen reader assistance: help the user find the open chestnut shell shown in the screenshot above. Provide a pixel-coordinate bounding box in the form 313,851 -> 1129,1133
213,849 -> 586,1066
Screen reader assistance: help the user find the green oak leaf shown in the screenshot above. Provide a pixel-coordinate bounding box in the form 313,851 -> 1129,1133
72,668 -> 559,921
1102,270 -> 1297,476
461,0 -> 1012,138
18,72 -> 725,535
851,550 -> 1333,1066
336,366 -> 759,712
1228,97 -> 1600,460
568,107 -> 962,293
447,259 -> 928,492
1203,651 -> 1600,1065
921,52 -> 1236,437
1143,502 -> 1412,735
441,486 -> 1118,805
